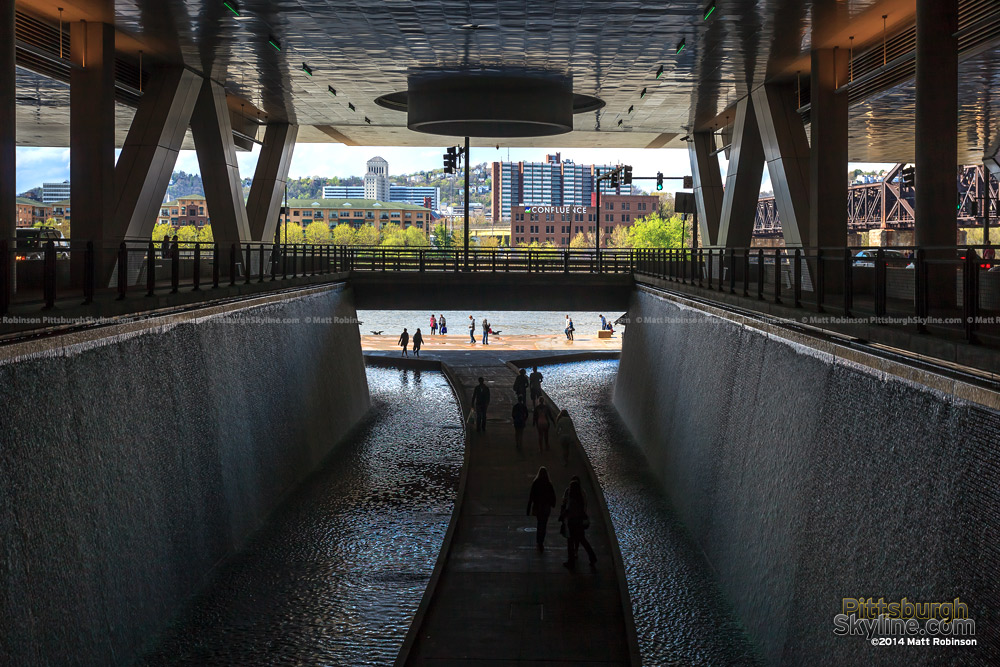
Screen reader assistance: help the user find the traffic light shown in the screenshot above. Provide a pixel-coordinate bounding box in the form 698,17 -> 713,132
611,172 -> 620,188
623,165 -> 633,185
683,175 -> 693,189
901,165 -> 915,188
443,146 -> 457,174
656,172 -> 663,190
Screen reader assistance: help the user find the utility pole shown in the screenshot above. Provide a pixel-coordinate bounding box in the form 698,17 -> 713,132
594,168 -> 601,257
464,136 -> 470,270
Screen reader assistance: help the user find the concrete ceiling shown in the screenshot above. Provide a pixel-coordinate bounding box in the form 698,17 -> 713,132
11,0 -> 1000,162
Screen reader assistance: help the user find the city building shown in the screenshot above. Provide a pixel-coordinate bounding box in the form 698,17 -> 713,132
363,156 -> 390,201
509,194 -> 660,247
490,153 -> 633,222
41,181 -> 71,204
15,197 -> 50,227
322,184 -> 441,211
283,198 -> 431,232
157,195 -> 210,228
48,199 -> 71,224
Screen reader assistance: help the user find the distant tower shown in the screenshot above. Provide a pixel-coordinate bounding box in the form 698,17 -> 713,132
364,156 -> 390,201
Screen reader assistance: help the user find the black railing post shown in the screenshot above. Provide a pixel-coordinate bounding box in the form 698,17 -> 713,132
729,247 -> 736,294
706,248 -> 714,289
0,240 -> 8,316
756,248 -> 765,300
147,241 -> 157,296
212,242 -> 220,288
843,247 -> 853,316
230,243 -> 237,286
311,245 -> 317,276
527,251 -> 533,273
43,239 -> 59,307
793,248 -> 802,308
773,248 -> 782,304
742,248 -> 750,296
245,243 -> 252,285
112,241 -> 126,301
192,242 -> 201,291
915,248 -> 927,333
564,250 -> 570,273
816,247 -> 825,312
419,249 -> 425,272
292,244 -> 299,278
964,247 -> 978,342
259,244 -> 266,282
83,241 -> 96,304
874,247 -> 886,317
282,243 -> 288,278
171,239 -> 180,293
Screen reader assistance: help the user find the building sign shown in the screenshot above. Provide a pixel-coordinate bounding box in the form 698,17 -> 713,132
523,205 -> 588,214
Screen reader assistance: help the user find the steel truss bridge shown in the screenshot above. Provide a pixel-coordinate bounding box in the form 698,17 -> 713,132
754,165 -> 1000,237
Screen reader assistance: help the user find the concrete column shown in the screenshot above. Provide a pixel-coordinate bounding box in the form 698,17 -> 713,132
247,123 -> 297,242
0,0 -> 14,254
753,83 -> 811,247
689,132 -> 723,247
114,67 -> 203,240
71,20 -> 117,280
718,95 -> 765,248
191,79 -> 251,247
809,48 -> 850,249
915,0 -> 958,250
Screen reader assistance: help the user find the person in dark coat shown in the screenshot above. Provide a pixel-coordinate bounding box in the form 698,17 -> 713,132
528,366 -> 543,406
412,328 -> 423,357
511,395 -> 529,449
471,376 -> 490,432
560,476 -> 597,570
161,233 -> 171,259
526,466 -> 557,551
398,327 -> 410,357
512,368 -> 529,404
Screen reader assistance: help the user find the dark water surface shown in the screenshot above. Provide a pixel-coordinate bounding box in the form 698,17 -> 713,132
540,360 -> 761,666
140,367 -> 463,666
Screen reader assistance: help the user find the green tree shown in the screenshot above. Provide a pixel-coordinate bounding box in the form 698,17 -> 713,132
304,220 -> 331,244
279,221 -> 304,245
432,222 -> 455,249
152,222 -> 175,242
355,224 -> 378,246
627,212 -> 686,248
404,226 -> 430,247
609,226 -> 631,248
475,235 -> 500,249
380,224 -> 406,246
176,224 -> 199,249
569,232 -> 594,249
331,223 -> 355,246
197,225 -> 214,244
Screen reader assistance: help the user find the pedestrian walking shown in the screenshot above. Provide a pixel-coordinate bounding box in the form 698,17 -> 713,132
512,368 -> 529,404
528,366 -> 544,406
469,315 -> 477,344
511,395 -> 529,449
398,328 -> 410,357
526,466 -> 556,551
559,476 -> 597,570
555,409 -> 577,466
534,397 -> 553,451
439,314 -> 447,334
430,314 -> 437,335
472,376 -> 491,432
567,315 -> 575,341
412,328 -> 423,357
161,233 -> 171,259
599,314 -> 607,330
482,317 -> 490,345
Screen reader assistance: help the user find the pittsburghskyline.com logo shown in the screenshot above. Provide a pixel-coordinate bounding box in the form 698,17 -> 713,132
833,597 -> 977,647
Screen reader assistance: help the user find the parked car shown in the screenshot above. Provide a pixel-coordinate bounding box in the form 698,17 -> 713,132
853,249 -> 912,268
14,227 -> 69,260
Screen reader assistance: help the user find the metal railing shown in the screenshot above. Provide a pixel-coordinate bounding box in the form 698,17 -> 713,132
632,245 -> 1000,344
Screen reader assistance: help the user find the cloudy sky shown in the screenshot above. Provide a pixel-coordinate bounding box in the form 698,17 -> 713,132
16,143 -> 888,195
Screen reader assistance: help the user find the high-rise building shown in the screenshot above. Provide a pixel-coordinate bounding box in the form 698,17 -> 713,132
364,156 -> 390,201
490,155 -> 632,222
323,185 -> 365,199
324,183 -> 439,210
42,181 -> 71,204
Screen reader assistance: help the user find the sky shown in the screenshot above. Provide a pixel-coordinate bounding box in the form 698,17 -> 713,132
15,143 -> 891,196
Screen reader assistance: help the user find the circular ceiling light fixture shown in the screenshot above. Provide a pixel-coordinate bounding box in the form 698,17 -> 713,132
375,70 -> 604,138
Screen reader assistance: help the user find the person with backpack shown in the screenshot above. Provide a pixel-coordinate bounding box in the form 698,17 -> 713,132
533,397 -> 553,451
511,395 -> 529,449
439,314 -> 447,334
526,466 -> 556,551
528,366 -> 543,406
430,314 -> 437,335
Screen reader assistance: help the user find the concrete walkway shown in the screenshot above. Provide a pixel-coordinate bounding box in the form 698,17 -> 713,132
383,351 -> 638,666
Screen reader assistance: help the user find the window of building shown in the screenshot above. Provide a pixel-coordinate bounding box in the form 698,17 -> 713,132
606,226 -> 613,234
293,210 -> 300,217
199,207 -> 205,215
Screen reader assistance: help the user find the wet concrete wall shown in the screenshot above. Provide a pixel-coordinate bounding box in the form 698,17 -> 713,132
0,284 -> 370,665
614,287 -> 1000,666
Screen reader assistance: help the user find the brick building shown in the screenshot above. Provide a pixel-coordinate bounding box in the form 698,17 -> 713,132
15,197 -> 51,227
284,198 -> 431,232
510,194 -> 660,247
157,195 -> 210,227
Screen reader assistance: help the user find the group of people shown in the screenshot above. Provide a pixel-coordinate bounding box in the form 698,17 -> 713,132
396,327 -> 424,357
428,314 -> 447,335
527,470 -> 597,569
469,315 -> 496,345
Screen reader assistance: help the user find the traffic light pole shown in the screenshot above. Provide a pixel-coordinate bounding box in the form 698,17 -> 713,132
595,168 -> 601,258
464,136 -> 470,271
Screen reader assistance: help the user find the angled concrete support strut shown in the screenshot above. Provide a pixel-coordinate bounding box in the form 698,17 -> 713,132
114,67 -> 203,240
718,95 -> 765,248
809,48 -> 850,249
247,124 -> 298,242
688,132 -> 723,247
0,0 -> 14,251
752,83 -> 810,247
191,79 -> 251,247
